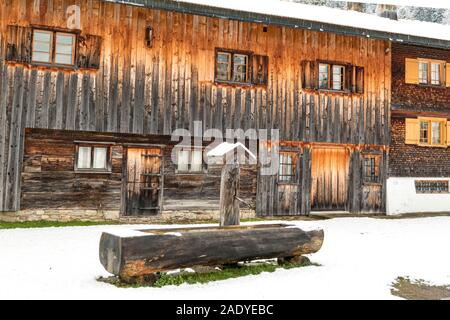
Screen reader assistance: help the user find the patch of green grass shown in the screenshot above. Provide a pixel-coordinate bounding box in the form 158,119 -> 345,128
98,260 -> 319,289
0,220 -> 121,230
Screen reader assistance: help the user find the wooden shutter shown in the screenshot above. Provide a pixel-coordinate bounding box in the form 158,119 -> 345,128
356,66 -> 364,93
301,60 -> 318,89
301,60 -> 311,89
77,34 -> 103,69
405,58 -> 419,84
251,55 -> 269,85
405,118 -> 419,145
446,63 -> 450,87
447,122 -> 450,146
6,25 -> 33,63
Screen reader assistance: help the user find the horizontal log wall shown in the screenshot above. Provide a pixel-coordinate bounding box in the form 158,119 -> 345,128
0,0 -> 390,212
21,128 -> 256,213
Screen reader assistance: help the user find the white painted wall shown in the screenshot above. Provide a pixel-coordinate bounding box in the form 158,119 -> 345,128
387,177 -> 450,215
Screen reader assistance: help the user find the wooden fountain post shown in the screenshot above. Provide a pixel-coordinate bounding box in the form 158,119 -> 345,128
219,160 -> 240,227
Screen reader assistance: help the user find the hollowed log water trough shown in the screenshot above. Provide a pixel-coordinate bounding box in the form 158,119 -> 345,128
99,224 -> 324,282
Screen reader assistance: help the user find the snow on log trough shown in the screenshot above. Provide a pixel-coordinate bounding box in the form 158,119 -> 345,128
99,224 -> 324,282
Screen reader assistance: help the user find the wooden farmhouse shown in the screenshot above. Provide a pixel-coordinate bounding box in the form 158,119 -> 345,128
0,0 -> 449,221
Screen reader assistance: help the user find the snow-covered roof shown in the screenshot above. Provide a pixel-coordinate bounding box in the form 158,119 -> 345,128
110,0 -> 450,49
343,0 -> 450,10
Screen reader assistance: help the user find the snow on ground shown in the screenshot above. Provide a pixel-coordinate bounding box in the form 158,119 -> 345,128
0,217 -> 449,300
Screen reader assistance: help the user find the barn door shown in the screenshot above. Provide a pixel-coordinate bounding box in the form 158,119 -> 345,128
125,148 -> 163,216
311,147 -> 349,211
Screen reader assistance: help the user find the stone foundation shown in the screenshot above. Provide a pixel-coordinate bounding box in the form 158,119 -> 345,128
0,209 -> 257,224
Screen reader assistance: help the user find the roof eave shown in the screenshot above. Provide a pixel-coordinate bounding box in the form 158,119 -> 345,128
112,0 -> 450,50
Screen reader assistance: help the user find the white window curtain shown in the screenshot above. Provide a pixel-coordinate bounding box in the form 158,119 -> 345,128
191,150 -> 203,172
77,147 -> 91,169
178,150 -> 190,172
93,147 -> 107,169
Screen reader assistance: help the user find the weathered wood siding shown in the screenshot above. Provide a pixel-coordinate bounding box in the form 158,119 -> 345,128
21,128 -> 256,213
0,0 -> 390,212
257,143 -> 388,215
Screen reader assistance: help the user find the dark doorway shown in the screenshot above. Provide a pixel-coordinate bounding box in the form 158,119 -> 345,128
125,147 -> 163,216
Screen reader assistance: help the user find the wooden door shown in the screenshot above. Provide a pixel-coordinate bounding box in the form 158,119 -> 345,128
311,147 -> 349,211
125,148 -> 163,216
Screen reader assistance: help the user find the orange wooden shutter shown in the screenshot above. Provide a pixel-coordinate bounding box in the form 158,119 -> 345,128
405,118 -> 419,145
447,122 -> 450,146
405,58 -> 419,84
446,63 -> 450,87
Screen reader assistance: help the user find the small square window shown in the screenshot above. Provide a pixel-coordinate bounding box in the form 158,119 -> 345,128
215,50 -> 250,84
418,118 -> 446,146
278,152 -> 297,183
363,155 -> 380,184
76,145 -> 110,172
32,29 -> 76,67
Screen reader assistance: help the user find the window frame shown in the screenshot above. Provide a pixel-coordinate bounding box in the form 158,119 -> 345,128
278,152 -> 298,184
175,148 -> 206,174
31,28 -> 77,68
74,144 -> 112,173
415,180 -> 449,194
417,117 -> 447,147
214,48 -> 252,85
416,59 -> 446,87
362,154 -> 381,185
317,61 -> 347,92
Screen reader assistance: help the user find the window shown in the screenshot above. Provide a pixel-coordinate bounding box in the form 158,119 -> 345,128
32,29 -> 76,66
415,180 -> 449,194
418,61 -> 428,84
418,118 -> 446,146
32,30 -> 52,63
233,54 -> 248,82
177,149 -> 204,173
406,58 -> 446,86
215,50 -> 250,84
363,155 -> 381,184
216,52 -> 231,81
75,145 -> 110,172
319,63 -> 329,89
315,62 -> 347,91
431,63 -> 441,85
332,65 -> 345,90
278,153 -> 297,183
419,121 -> 429,144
